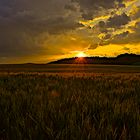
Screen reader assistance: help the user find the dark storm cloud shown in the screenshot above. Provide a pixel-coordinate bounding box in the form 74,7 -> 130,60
93,12 -> 132,46
71,0 -> 125,20
131,6 -> 140,19
88,43 -> 99,50
115,31 -> 129,39
98,21 -> 106,28
123,47 -> 130,51
42,16 -> 82,34
103,34 -> 112,40
65,4 -> 77,11
0,0 -> 79,33
0,0 -> 82,58
97,21 -> 109,34
101,22 -> 140,45
72,0 -> 117,9
91,0 -> 140,47
0,24 -> 42,57
0,0 -> 140,62
106,13 -> 131,28
128,21 -> 140,44
81,12 -> 93,20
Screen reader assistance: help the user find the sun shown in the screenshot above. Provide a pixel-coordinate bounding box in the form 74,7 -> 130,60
77,52 -> 86,58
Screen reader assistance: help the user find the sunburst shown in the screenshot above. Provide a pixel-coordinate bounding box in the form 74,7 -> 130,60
77,52 -> 86,58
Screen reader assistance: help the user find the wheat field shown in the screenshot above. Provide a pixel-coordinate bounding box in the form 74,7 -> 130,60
0,71 -> 140,140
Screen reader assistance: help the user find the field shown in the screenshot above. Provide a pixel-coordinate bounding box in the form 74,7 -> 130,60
0,64 -> 140,140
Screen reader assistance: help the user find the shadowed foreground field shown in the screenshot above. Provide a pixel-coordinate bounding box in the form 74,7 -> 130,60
0,74 -> 140,140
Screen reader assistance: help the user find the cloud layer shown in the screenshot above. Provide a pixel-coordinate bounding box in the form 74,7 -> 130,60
0,0 -> 140,63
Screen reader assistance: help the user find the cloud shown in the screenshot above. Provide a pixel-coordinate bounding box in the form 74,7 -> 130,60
98,21 -> 106,28
0,0 -> 81,31
115,31 -> 130,38
123,47 -> 130,51
87,43 -> 140,57
106,13 -> 131,28
65,4 -> 77,11
72,0 -> 126,20
0,0 -> 140,63
0,27 -> 43,57
103,34 -> 112,40
131,6 -> 140,19
100,22 -> 140,45
0,0 -> 82,59
81,12 -> 93,20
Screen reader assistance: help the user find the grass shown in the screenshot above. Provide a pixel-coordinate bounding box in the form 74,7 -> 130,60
0,73 -> 140,140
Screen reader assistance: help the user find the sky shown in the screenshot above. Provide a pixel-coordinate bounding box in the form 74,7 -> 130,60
0,0 -> 140,63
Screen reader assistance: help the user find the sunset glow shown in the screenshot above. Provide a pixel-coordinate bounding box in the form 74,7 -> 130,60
0,0 -> 140,63
77,52 -> 86,58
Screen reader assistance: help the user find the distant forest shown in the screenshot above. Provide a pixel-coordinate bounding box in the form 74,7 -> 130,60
49,53 -> 140,65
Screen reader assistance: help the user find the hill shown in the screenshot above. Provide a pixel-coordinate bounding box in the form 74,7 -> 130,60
49,53 -> 140,65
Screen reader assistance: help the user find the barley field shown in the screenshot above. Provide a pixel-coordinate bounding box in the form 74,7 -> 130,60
0,65 -> 140,140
